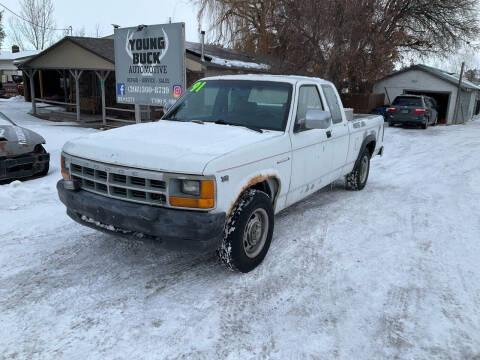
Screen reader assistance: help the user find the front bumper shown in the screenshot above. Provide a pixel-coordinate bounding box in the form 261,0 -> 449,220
0,152 -> 50,181
57,180 -> 226,252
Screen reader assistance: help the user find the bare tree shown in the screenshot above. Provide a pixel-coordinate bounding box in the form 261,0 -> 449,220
74,26 -> 86,37
92,23 -> 103,38
8,17 -> 26,50
197,0 -> 479,92
8,0 -> 56,50
0,11 -> 6,49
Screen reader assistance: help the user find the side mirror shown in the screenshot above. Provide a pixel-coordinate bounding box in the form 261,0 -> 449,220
304,110 -> 332,130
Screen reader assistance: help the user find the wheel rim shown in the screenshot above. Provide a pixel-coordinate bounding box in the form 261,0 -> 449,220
360,155 -> 369,184
243,208 -> 269,259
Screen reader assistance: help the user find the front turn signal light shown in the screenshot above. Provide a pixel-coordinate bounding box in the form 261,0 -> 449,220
60,155 -> 71,180
170,180 -> 215,209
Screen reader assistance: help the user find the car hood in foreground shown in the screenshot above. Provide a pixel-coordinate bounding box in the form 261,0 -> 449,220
0,124 -> 46,157
62,121 -> 282,174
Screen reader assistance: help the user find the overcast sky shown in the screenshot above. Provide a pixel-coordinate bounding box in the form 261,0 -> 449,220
1,0 -> 204,48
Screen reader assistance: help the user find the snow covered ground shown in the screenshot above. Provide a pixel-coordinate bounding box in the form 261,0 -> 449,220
1,99 -> 480,359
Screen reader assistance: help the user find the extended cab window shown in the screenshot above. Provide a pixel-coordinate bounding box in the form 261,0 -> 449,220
164,80 -> 293,131
322,85 -> 343,124
295,85 -> 324,132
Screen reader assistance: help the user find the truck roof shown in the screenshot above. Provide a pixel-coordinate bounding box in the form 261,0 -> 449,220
202,74 -> 334,86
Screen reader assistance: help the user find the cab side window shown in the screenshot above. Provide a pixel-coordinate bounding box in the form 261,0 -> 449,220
322,85 -> 343,124
294,85 -> 324,132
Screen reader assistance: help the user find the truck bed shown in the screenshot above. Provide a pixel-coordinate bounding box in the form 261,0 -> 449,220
343,108 -> 381,122
352,113 -> 382,121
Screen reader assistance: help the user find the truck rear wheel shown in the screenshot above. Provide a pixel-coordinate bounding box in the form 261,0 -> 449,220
345,148 -> 371,191
218,189 -> 274,273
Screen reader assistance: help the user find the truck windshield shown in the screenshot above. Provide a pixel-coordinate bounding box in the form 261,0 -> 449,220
163,80 -> 293,131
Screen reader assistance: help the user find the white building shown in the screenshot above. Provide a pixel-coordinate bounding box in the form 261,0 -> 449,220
0,46 -> 39,83
374,64 -> 480,125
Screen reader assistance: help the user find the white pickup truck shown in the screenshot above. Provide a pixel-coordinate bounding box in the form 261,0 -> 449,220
58,75 -> 384,272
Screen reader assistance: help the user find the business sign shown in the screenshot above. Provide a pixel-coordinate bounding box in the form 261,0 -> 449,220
114,23 -> 186,107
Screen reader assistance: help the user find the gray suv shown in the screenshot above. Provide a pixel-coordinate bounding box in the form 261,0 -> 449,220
387,95 -> 438,129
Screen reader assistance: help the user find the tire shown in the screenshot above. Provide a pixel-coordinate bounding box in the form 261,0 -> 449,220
388,122 -> 393,127
218,189 -> 274,273
422,120 -> 428,129
345,148 -> 371,191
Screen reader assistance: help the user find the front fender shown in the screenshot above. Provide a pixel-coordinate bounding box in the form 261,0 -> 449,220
217,168 -> 283,217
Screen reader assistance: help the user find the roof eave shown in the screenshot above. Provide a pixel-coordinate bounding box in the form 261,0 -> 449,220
377,65 -> 480,91
18,36 -> 114,70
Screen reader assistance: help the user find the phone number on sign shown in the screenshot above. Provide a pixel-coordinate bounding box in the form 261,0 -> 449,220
127,86 -> 170,95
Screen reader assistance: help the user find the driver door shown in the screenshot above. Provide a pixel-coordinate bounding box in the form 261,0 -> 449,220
287,83 -> 333,206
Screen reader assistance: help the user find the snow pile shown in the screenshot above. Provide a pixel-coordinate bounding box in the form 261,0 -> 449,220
0,179 -> 54,211
210,57 -> 270,70
6,96 -> 25,102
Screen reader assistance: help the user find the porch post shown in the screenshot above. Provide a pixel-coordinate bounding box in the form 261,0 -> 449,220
25,69 -> 38,115
135,104 -> 141,123
63,70 -> 68,104
70,70 -> 83,122
56,70 -> 69,109
95,71 -> 111,126
39,70 -> 44,99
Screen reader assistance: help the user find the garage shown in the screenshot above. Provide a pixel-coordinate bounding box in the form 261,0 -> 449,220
404,90 -> 451,124
373,64 -> 480,125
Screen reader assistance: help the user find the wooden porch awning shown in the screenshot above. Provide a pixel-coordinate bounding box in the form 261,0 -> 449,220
19,36 -> 114,71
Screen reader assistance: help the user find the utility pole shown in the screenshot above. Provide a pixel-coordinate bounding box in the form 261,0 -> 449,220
453,62 -> 465,125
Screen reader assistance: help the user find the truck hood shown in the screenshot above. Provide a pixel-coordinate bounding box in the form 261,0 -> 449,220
63,121 -> 282,174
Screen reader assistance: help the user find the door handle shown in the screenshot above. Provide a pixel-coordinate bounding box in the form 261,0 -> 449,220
277,157 -> 290,164
326,130 -> 332,138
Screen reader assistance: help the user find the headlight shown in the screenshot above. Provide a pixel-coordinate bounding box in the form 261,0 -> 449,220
169,179 -> 215,209
181,180 -> 200,196
60,154 -> 71,180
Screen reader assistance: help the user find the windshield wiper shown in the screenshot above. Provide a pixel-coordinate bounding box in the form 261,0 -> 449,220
163,118 -> 203,124
214,119 -> 263,133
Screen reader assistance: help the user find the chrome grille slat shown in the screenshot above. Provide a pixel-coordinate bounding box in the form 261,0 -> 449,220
70,159 -> 167,206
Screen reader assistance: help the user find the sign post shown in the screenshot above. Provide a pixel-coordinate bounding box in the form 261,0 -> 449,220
114,23 -> 186,118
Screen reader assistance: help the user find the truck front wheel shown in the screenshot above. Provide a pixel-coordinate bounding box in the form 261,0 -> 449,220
345,148 -> 371,191
218,189 -> 274,273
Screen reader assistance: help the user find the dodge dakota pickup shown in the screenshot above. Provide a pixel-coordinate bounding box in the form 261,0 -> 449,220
57,75 -> 384,272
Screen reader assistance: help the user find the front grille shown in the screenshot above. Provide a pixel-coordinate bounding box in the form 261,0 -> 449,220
70,159 -> 167,206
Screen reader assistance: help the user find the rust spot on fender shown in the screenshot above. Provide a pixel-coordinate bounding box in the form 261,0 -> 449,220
226,174 -> 279,218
